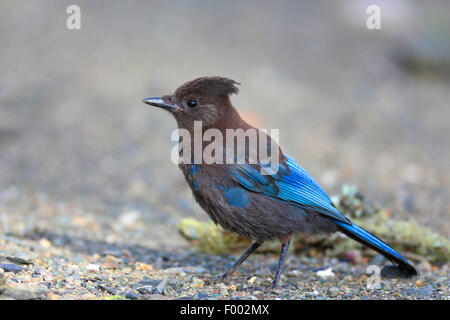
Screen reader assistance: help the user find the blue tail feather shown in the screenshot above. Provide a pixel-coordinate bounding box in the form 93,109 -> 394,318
334,220 -> 417,276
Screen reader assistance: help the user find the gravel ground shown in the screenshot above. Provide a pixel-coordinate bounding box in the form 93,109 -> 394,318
0,1 -> 448,300
0,228 -> 448,300
0,191 -> 448,300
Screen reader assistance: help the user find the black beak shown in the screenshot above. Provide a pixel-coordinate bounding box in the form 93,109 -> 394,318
142,97 -> 176,110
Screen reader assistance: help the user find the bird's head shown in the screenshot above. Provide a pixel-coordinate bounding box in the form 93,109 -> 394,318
143,76 -> 241,128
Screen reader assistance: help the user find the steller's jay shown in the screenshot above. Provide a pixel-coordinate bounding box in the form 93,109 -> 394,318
143,76 -> 417,288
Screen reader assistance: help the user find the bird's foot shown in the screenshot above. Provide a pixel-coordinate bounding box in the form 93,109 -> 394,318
259,283 -> 281,294
220,272 -> 229,280
269,281 -> 279,290
207,273 -> 231,284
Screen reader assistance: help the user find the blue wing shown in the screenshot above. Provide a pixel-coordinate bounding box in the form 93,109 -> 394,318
231,154 -> 351,225
229,154 -> 418,274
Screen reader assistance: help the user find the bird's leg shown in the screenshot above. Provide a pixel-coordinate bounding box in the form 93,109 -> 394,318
271,235 -> 291,289
221,241 -> 262,279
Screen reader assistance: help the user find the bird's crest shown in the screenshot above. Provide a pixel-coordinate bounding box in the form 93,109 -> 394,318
175,76 -> 240,99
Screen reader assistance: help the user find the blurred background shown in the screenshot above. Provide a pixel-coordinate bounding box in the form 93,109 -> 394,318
0,0 -> 448,250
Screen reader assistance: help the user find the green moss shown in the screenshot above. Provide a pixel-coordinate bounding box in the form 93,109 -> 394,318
354,214 -> 449,262
178,218 -> 250,254
178,185 -> 449,263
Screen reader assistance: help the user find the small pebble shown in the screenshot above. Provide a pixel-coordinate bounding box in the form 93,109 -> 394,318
192,277 -> 205,286
85,264 -> 100,272
0,263 -> 23,273
316,267 -> 335,278
248,276 -> 257,284
6,255 -> 33,265
136,262 -> 153,271
156,279 -> 168,294
344,250 -> 362,264
136,285 -> 153,294
39,239 -> 52,249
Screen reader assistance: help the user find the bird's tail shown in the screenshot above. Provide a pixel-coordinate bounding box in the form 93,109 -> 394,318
334,220 -> 417,276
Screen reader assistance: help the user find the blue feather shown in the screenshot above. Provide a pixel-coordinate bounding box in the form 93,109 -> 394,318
224,187 -> 250,208
231,154 -> 351,224
189,164 -> 198,175
334,220 -> 405,262
334,220 -> 416,274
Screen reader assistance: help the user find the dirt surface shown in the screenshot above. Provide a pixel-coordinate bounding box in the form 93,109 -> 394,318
0,228 -> 448,300
0,1 -> 448,299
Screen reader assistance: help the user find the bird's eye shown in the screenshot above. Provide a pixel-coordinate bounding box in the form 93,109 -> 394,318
187,99 -> 197,108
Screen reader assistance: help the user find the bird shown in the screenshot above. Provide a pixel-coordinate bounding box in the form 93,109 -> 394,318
143,76 -> 417,288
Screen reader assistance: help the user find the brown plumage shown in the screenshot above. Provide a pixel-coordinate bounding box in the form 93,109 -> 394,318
143,76 -> 417,288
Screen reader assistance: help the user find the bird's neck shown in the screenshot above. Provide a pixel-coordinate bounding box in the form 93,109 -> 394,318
212,104 -> 253,132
